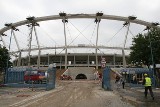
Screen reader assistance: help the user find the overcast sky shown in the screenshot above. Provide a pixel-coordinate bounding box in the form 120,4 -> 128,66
0,0 -> 160,58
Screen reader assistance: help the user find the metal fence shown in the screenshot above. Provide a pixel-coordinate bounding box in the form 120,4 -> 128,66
5,66 -> 56,91
102,67 -> 112,90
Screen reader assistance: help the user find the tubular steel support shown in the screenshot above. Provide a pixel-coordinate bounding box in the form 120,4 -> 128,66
28,26 -> 34,67
12,30 -> 21,66
122,22 -> 130,68
95,15 -> 101,69
1,13 -> 160,70
123,22 -> 130,48
61,14 -> 68,69
33,26 -> 41,68
27,17 -> 40,68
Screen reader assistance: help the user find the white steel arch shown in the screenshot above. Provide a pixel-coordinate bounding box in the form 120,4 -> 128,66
0,13 -> 159,33
0,13 -> 159,69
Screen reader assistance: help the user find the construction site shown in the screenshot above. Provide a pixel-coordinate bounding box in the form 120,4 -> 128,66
0,12 -> 160,107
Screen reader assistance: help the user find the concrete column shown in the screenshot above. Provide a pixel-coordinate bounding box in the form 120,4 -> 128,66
18,52 -> 21,67
60,56 -> 62,70
113,54 -> 116,68
74,55 -> 75,67
47,54 -> 50,66
88,54 -> 90,67
122,49 -> 126,68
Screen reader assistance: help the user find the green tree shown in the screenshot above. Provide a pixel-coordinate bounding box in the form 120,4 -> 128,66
0,45 -> 12,73
129,28 -> 160,67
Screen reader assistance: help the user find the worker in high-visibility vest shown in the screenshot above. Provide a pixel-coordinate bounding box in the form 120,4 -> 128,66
142,73 -> 154,100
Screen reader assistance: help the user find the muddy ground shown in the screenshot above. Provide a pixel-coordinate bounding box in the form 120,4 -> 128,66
0,80 -> 135,107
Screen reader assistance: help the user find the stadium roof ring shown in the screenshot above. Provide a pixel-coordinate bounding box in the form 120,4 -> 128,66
0,12 -> 160,69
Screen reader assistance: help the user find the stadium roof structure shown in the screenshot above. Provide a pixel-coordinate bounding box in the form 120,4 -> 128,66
0,12 -> 159,69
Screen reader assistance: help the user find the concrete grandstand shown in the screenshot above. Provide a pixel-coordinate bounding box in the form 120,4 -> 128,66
12,53 -> 129,69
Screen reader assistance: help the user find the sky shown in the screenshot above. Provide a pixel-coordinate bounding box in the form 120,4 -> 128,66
0,0 -> 160,59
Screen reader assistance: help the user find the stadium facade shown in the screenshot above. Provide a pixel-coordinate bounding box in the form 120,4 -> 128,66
12,53 -> 129,69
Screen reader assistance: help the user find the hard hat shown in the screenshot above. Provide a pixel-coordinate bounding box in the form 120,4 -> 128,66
144,73 -> 148,76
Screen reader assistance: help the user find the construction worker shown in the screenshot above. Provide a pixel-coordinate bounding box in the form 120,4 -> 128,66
142,73 -> 154,100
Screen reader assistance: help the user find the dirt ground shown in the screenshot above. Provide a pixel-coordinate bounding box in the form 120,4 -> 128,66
1,80 -> 135,107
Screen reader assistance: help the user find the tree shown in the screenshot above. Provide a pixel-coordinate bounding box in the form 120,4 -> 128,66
0,45 -> 12,73
129,28 -> 160,67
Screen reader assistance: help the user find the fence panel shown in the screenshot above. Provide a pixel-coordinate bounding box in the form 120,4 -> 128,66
102,67 -> 112,90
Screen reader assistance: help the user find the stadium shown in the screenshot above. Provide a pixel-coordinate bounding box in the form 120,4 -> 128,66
1,12 -> 152,70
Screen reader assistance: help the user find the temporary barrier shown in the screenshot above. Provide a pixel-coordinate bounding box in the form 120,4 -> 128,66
102,67 -> 112,90
46,65 -> 56,90
111,68 -> 154,87
6,67 -> 26,83
5,65 -> 56,91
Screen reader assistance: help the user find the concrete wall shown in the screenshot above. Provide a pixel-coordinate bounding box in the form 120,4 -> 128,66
66,67 -> 95,80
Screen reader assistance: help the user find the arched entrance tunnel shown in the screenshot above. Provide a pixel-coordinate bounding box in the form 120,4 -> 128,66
76,74 -> 87,79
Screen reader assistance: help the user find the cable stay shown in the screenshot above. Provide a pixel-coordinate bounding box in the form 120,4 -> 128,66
105,26 -> 125,45
90,23 -> 97,43
68,20 -> 94,46
66,24 -> 77,53
124,29 -> 136,46
57,48 -> 65,55
12,31 -> 29,49
38,26 -> 58,46
57,20 -> 94,55
86,22 -> 97,53
68,20 -> 105,57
